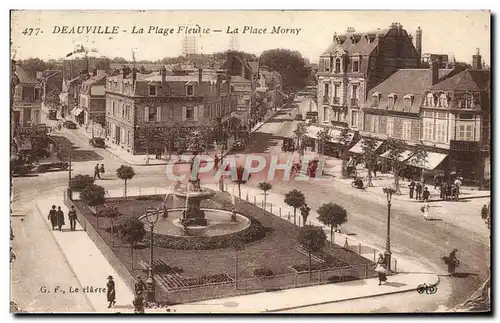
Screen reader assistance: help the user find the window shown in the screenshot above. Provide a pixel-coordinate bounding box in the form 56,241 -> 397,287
324,58 -> 330,72
387,118 -> 394,137
404,97 -> 411,110
426,93 -> 434,107
186,107 -> 194,119
459,113 -> 474,120
186,84 -> 194,96
436,121 -> 446,143
351,110 -> 358,127
22,86 -> 34,101
352,59 -> 359,72
333,84 -> 340,103
372,92 -> 380,106
324,83 -> 329,98
149,85 -> 156,96
352,84 -> 358,99
439,94 -> 448,108
112,101 -> 116,115
373,115 -> 380,133
388,94 -> 396,109
127,130 -> 131,146
34,88 -> 41,100
402,120 -> 411,140
457,124 -> 474,141
323,107 -> 329,122
464,94 -> 473,109
335,58 -> 341,73
423,121 -> 433,141
148,106 -> 157,121
121,104 -> 125,118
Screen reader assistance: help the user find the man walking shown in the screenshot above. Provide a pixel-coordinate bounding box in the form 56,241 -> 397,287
56,206 -> 65,231
415,182 -> 423,200
409,180 -> 415,199
422,187 -> 430,202
48,205 -> 58,230
134,276 -> 147,296
94,163 -> 101,180
68,205 -> 77,231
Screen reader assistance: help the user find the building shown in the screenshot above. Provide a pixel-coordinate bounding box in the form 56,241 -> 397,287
317,23 -> 420,133
79,70 -> 107,129
62,53 -> 110,81
38,70 -> 62,123
420,66 -> 490,185
421,53 -> 449,67
13,64 -> 42,127
105,66 -> 236,155
231,75 -> 253,126
59,75 -> 82,120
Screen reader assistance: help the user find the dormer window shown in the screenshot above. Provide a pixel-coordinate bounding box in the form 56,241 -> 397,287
426,93 -> 434,107
403,94 -> 413,111
388,93 -> 397,109
186,83 -> 195,96
335,58 -> 341,73
149,85 -> 156,96
372,92 -> 381,106
352,59 -> 360,73
439,93 -> 448,108
464,93 -> 473,109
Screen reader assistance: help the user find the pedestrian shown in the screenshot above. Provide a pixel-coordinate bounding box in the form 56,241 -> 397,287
375,254 -> 388,285
145,154 -> 150,165
68,205 -> 77,231
442,248 -> 459,276
134,276 -> 147,296
100,163 -> 105,175
409,180 -> 415,199
446,183 -> 452,201
439,182 -> 445,200
451,184 -> 458,201
107,275 -> 116,308
453,177 -> 462,201
48,205 -> 57,230
94,163 -> 101,180
422,187 -> 430,202
481,204 -> 489,223
415,182 -> 423,200
433,174 -> 440,189
56,206 -> 65,231
421,201 -> 430,221
133,293 -> 145,313
214,154 -> 220,171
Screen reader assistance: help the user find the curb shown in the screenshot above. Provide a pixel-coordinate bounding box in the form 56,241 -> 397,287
264,273 -> 440,313
33,198 -> 96,312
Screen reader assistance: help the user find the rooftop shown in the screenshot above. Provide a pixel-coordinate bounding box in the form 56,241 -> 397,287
321,28 -> 391,56
430,69 -> 490,92
15,65 -> 38,84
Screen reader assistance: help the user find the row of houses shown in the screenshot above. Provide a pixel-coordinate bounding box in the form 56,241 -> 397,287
312,22 -> 490,186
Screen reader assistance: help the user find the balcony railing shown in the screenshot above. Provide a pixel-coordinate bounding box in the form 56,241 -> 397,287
351,98 -> 359,107
332,97 -> 340,105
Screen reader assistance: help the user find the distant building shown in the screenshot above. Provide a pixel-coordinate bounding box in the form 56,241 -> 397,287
59,75 -> 82,120
13,64 -> 42,127
421,53 -> 449,68
79,70 -> 107,129
105,66 -> 236,155
62,54 -> 110,81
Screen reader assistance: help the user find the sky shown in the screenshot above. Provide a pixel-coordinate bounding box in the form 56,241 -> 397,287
11,10 -> 490,65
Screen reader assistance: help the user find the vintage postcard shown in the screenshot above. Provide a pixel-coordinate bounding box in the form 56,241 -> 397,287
10,10 -> 491,314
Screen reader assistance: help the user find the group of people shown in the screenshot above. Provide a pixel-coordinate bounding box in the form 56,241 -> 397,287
94,163 -> 105,180
48,204 -> 78,231
408,181 -> 431,201
437,177 -> 463,201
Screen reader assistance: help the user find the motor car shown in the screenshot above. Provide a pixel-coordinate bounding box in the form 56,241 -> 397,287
63,120 -> 77,129
89,137 -> 106,148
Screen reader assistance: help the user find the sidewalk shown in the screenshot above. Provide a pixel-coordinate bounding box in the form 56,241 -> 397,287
38,187 -> 438,313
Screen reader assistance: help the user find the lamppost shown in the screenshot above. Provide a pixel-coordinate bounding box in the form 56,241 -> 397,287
67,147 -> 73,200
382,187 -> 396,271
144,207 -> 161,303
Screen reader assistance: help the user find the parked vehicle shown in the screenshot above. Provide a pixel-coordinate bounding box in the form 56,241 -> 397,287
12,161 -> 35,177
231,140 -> 245,152
35,154 -> 69,173
89,137 -> 106,148
63,120 -> 77,129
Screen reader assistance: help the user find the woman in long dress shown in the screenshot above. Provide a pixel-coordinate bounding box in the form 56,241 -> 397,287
375,254 -> 388,285
107,276 -> 116,308
422,201 -> 430,221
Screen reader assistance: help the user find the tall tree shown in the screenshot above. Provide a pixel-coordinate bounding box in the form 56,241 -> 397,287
294,122 -> 308,155
116,165 -> 136,197
317,128 -> 331,156
258,182 -> 273,208
297,225 -> 327,279
385,138 -> 407,194
284,189 -> 306,225
361,138 -> 378,187
317,203 -> 348,242
337,128 -> 351,178
259,49 -> 311,92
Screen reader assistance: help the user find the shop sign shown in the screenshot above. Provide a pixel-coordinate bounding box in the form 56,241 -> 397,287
450,140 -> 479,151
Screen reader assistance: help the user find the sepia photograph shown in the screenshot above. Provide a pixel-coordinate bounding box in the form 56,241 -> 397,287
9,10 -> 491,314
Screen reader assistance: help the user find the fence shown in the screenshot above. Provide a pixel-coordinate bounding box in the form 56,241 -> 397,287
71,186 -> 170,200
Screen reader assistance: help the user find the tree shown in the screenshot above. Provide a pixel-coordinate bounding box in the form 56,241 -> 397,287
411,143 -> 429,183
258,182 -> 273,208
116,165 -> 136,197
111,57 -> 128,64
294,122 -> 308,155
284,189 -> 306,225
300,203 -> 311,226
259,49 -> 311,92
119,217 -> 146,270
361,138 -> 378,187
317,128 -> 331,155
233,166 -> 251,199
297,225 -> 327,279
80,184 -> 106,207
98,206 -> 121,247
69,174 -> 95,191
338,128 -> 351,178
317,203 -> 348,243
385,138 -> 407,194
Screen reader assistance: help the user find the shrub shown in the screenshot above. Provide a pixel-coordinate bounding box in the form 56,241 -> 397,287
80,184 -> 106,206
253,267 -> 274,277
70,174 -> 95,191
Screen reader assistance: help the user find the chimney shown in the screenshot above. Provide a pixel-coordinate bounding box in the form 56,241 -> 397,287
333,31 -> 337,43
430,60 -> 439,86
160,66 -> 167,85
198,67 -> 203,84
416,27 -> 422,67
472,48 -> 482,69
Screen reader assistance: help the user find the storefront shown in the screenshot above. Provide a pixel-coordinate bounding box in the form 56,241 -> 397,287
448,140 -> 486,186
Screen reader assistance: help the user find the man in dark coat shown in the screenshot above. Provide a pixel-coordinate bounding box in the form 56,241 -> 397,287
68,205 -> 77,231
48,205 -> 57,230
415,182 -> 423,200
56,206 -> 65,231
134,276 -> 147,296
94,163 -> 101,180
409,180 -> 415,199
422,187 -> 430,202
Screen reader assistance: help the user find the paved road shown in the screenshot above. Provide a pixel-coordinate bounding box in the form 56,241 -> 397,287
11,99 -> 489,312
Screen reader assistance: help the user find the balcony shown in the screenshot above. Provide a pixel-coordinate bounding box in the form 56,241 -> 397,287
351,98 -> 359,107
332,97 -> 341,105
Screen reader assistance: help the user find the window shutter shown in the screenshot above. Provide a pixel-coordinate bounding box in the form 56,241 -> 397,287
156,106 -> 161,122
144,106 -> 149,122
182,106 -> 187,121
193,106 -> 199,121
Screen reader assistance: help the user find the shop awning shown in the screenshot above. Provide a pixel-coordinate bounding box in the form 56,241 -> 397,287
329,128 -> 355,144
71,107 -> 83,116
306,125 -> 322,139
349,138 -> 384,154
379,149 -> 413,162
405,152 -> 447,170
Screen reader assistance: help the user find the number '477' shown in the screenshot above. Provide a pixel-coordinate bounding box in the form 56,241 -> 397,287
22,28 -> 40,36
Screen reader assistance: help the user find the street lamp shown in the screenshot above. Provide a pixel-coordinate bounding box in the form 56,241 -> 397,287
144,207 -> 161,303
66,147 -> 73,200
382,187 -> 396,271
